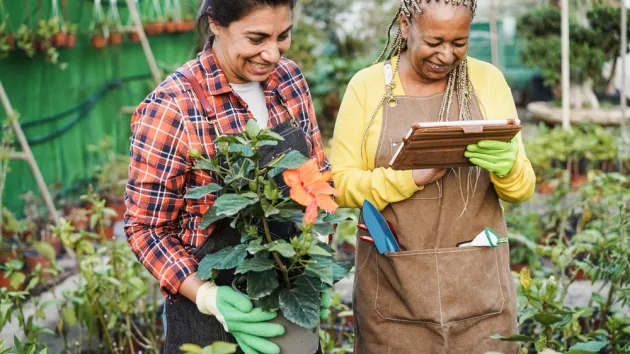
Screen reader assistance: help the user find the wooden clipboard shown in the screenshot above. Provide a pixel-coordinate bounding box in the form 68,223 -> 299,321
389,119 -> 521,170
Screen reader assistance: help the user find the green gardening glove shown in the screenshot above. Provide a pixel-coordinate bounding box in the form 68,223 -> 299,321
320,288 -> 331,320
464,138 -> 519,177
197,282 -> 285,354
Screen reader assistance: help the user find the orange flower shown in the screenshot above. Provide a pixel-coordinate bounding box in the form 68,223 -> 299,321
282,159 -> 339,225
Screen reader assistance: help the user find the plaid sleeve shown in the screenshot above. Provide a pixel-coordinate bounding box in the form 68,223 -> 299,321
125,91 -> 198,301
302,80 -> 330,173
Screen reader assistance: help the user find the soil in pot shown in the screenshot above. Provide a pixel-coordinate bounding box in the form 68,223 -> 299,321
232,277 -> 320,354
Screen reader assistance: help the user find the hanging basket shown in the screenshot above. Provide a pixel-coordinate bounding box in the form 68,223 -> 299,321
107,0 -> 123,45
89,0 -> 109,49
49,0 -> 67,47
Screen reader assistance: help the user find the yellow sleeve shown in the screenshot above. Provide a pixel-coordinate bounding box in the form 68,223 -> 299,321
330,73 -> 421,210
484,66 -> 536,203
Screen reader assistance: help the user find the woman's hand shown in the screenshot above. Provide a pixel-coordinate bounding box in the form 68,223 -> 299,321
412,169 -> 447,186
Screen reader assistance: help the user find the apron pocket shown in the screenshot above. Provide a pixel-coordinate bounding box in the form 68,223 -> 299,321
436,246 -> 504,324
374,247 -> 504,325
375,250 -> 442,324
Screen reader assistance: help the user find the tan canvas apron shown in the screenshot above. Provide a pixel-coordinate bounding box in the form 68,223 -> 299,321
353,65 -> 519,354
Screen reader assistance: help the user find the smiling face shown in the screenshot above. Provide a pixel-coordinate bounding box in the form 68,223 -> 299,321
210,5 -> 293,84
400,4 -> 472,84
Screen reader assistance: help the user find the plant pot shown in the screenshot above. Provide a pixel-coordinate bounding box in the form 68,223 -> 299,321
184,21 -> 196,32
153,23 -> 165,35
6,34 -> 15,48
109,32 -> 123,45
36,38 -> 52,52
53,32 -> 68,47
232,278 -> 320,354
91,35 -> 108,49
165,21 -> 178,33
95,225 -> 115,240
571,175 -> 588,191
128,31 -> 141,42
107,197 -> 126,222
24,249 -> 51,276
510,263 -> 527,273
0,270 -> 25,291
0,246 -> 23,263
536,180 -> 555,195
41,230 -> 64,257
65,34 -> 76,48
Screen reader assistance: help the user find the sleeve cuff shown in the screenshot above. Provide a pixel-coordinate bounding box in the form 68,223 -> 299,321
160,255 -> 199,302
402,170 -> 424,195
490,153 -> 535,203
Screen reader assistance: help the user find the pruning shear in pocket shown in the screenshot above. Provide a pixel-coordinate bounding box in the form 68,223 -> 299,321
357,200 -> 402,253
358,221 -> 402,248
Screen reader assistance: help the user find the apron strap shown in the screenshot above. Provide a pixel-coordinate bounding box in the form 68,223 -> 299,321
176,67 -> 213,115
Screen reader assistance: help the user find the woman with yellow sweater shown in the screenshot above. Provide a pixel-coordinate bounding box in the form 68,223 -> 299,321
329,1 -> 535,353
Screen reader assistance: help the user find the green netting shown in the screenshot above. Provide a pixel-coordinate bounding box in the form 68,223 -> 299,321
0,0 -> 199,212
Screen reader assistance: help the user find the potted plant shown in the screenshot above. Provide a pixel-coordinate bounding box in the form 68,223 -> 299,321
106,0 -> 123,45
188,120 -> 352,352
64,23 -> 77,48
15,24 -> 35,57
91,20 -> 108,49
35,19 -> 54,52
49,16 -> 67,47
81,187 -> 117,240
0,258 -> 25,291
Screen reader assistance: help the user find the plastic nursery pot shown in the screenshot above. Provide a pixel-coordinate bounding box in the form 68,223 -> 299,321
153,22 -> 165,34
24,249 -> 51,276
95,225 -> 115,240
0,247 -> 24,263
109,32 -> 123,45
36,38 -> 52,52
107,196 -> 126,222
231,276 -> 320,354
0,270 -> 25,291
6,34 -> 15,48
91,35 -> 108,49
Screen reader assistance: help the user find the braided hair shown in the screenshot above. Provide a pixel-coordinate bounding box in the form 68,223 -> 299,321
375,0 -> 478,123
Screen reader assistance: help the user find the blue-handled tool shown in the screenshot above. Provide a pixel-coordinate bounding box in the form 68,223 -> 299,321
361,200 -> 401,253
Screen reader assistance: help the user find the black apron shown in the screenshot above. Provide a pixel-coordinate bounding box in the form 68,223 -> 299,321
163,67 -> 321,354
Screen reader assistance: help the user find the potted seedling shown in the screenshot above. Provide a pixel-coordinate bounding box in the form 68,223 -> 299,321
91,20 -> 108,49
15,24 -> 34,57
189,120 -> 352,353
106,0 -> 123,45
64,23 -> 77,48
0,258 -> 25,291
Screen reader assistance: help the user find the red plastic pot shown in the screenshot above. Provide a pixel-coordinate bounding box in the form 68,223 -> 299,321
91,35 -> 108,49
0,270 -> 25,291
53,32 -> 68,47
109,32 -> 123,45
24,249 -> 51,275
128,31 -> 141,42
153,23 -> 165,34
6,34 -> 15,48
165,21 -> 178,33
65,34 -> 76,48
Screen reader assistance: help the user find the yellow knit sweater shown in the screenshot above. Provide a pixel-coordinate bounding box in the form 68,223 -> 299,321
330,56 -> 536,210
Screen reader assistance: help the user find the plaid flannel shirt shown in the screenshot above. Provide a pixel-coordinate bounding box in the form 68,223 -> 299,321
124,42 -> 329,301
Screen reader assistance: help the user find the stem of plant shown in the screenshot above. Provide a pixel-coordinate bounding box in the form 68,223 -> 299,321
262,216 -> 291,289
125,315 -> 135,354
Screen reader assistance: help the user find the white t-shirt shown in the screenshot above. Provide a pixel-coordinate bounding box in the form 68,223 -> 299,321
230,82 -> 269,128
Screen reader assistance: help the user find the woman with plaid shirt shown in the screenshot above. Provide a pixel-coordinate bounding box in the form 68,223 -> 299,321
124,1 -> 328,353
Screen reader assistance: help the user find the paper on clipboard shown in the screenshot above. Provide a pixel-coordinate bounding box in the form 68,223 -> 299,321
389,119 -> 521,170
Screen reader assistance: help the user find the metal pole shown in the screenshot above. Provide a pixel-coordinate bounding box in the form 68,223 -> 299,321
489,0 -> 500,68
125,0 -> 162,86
0,81 -> 60,225
561,0 -> 570,130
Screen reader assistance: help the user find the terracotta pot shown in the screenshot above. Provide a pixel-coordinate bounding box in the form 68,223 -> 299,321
165,21 -> 178,33
91,35 -> 107,49
95,225 -> 115,240
536,181 -> 555,195
128,31 -> 141,42
109,32 -> 123,45
41,230 -> 64,257
510,264 -> 527,273
143,24 -> 155,36
571,175 -> 588,191
53,32 -> 68,47
24,249 -> 51,275
153,23 -> 165,34
6,34 -> 15,48
108,200 -> 126,222
174,20 -> 185,32
65,34 -> 76,48
1,226 -> 16,237
184,21 -> 196,32
0,270 -> 25,291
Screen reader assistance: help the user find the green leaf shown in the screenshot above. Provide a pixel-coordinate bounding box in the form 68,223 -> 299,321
567,341 -> 608,353
214,194 -> 259,217
199,207 -> 226,229
258,288 -> 282,312
246,269 -> 279,300
62,307 -> 77,326
269,241 -> 296,258
197,246 -> 248,279
310,257 -> 352,282
235,255 -> 276,274
305,262 -> 333,286
264,179 -> 280,201
261,198 -> 280,218
279,277 -> 320,329
246,119 -> 261,138
192,159 -> 219,172
185,184 -> 223,199
228,144 -> 254,157
9,272 -> 26,289
312,222 -> 335,237
534,313 -> 564,326
32,242 -> 56,263
489,334 -> 535,342
179,344 -> 203,354
202,342 -> 239,354
259,130 -> 284,142
275,151 -> 309,169
307,245 -> 332,257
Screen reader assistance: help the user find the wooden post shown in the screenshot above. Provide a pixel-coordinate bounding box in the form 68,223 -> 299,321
0,80 -> 60,225
125,0 -> 162,86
